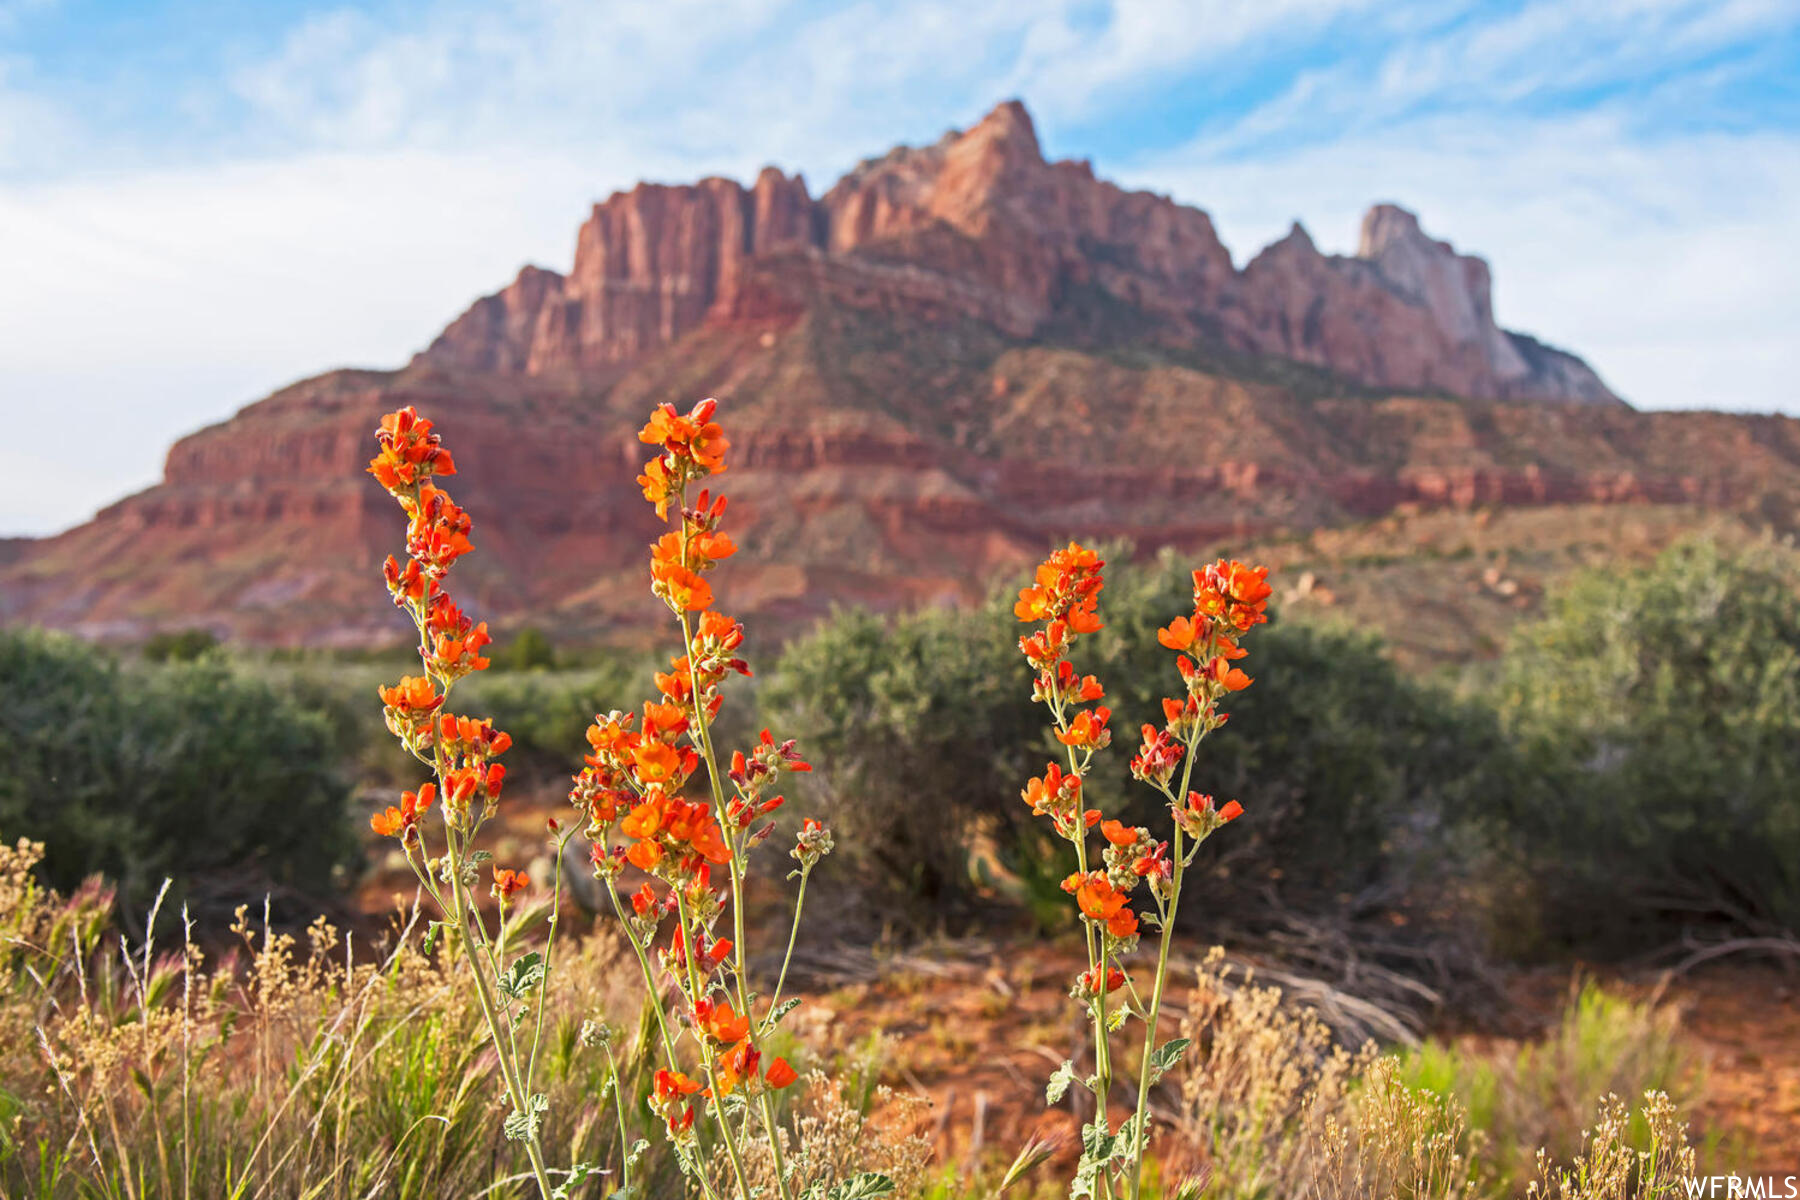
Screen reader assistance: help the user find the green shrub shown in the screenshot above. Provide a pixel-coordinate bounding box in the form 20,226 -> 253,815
139,627 -> 220,662
762,600 -> 1038,915
1499,538 -> 1800,944
495,625 -> 559,671
1072,552 -> 1521,917
452,656 -> 650,773
765,549 -> 1517,927
0,628 -> 358,917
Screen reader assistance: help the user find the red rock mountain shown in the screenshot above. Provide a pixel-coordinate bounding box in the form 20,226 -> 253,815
5,101 -> 1796,646
423,102 -> 1613,405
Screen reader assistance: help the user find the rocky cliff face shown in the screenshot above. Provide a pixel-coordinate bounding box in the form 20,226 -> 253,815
14,101 -> 1783,650
418,101 -> 1618,407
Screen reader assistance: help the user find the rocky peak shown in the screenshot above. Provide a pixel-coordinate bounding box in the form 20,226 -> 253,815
418,264 -> 564,374
967,98 -> 1042,159
1353,202 -> 1529,382
415,103 -> 1618,406
1357,203 -> 1429,259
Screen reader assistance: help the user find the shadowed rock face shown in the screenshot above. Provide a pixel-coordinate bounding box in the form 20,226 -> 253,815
421,101 -> 1619,407
14,102 -> 1792,649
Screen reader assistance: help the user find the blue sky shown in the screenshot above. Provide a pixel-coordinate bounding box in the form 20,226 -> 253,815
3,0 -> 1798,534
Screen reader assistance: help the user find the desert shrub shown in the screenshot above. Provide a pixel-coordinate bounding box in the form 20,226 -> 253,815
139,627 -> 220,662
1499,538 -> 1800,945
452,656 -> 648,772
766,550 -> 1517,926
496,624 -> 560,671
250,651 -> 653,799
0,627 -> 357,916
761,600 -> 1038,915
1077,552 -> 1522,918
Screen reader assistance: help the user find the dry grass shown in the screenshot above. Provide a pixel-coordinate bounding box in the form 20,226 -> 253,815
4,843 -> 1712,1200
4,837 -> 655,1199
1151,950 -> 1701,1200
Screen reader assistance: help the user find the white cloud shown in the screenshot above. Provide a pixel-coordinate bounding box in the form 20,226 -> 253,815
0,147 -> 631,533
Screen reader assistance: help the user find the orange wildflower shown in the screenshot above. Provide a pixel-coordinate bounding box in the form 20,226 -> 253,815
639,399 -> 730,470
584,714 -> 634,758
1022,762 -> 1081,816
638,456 -> 676,518
630,882 -> 659,917
691,529 -> 736,561
714,1038 -> 762,1096
369,782 -> 435,838
367,407 -> 455,492
1056,705 -> 1112,749
631,740 -> 684,785
1100,819 -> 1138,847
626,839 -> 664,871
382,554 -> 436,607
1132,840 -> 1172,882
491,867 -> 528,901
379,675 -> 441,714
698,999 -> 750,1045
764,1057 -> 799,1089
1065,872 -> 1123,921
1157,614 -> 1204,652
1015,543 -> 1105,631
1207,656 -> 1253,692
1130,724 -> 1183,785
1172,791 -> 1246,838
642,701 -> 689,739
1080,965 -> 1127,994
654,1069 -> 701,1100
657,564 -> 713,613
1194,559 -> 1273,632
1014,585 -> 1056,623
621,795 -> 666,841
651,1068 -> 702,1134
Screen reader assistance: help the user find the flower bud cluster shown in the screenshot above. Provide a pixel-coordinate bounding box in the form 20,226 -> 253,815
792,817 -> 834,870
366,406 -> 512,849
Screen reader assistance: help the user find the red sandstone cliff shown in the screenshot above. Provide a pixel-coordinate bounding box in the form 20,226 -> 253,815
8,101 -> 1790,649
420,101 -> 1618,407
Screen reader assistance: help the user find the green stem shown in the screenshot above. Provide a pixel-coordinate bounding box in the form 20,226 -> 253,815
446,833 -> 555,1200
1045,679 -> 1117,1200
730,845 -> 798,1200
673,888 -> 754,1200
764,866 -> 811,1025
678,588 -> 798,1200
1126,832 -> 1184,1200
1052,689 -> 1112,1120
1122,647 -> 1215,1200
526,828 -> 572,1089
603,1043 -> 634,1193
602,876 -> 678,1064
594,881 -> 724,1200
402,573 -> 551,1200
